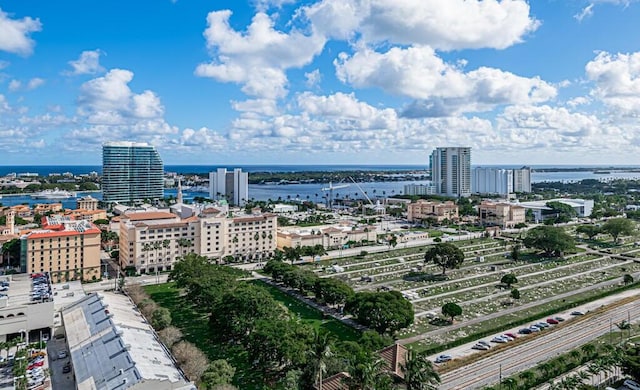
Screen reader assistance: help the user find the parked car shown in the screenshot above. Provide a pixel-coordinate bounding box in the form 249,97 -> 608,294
571,311 -> 585,316
546,318 -> 559,325
57,351 -> 67,359
536,322 -> 550,329
518,328 -> 533,335
63,364 -> 72,373
554,316 -> 565,322
504,333 -> 517,339
491,336 -> 508,343
472,343 -> 490,351
477,340 -> 492,347
624,379 -> 640,390
528,325 -> 541,332
435,355 -> 452,363
501,334 -> 515,341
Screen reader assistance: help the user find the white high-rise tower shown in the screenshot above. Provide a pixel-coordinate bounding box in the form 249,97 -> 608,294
208,168 -> 249,206
430,147 -> 472,198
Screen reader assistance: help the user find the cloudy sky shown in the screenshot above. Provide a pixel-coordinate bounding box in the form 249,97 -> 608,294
1,0 -> 639,166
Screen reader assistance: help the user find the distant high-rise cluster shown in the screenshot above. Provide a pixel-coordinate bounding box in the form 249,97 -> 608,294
472,167 -> 531,195
430,147 -> 472,198
208,168 -> 249,206
102,142 -> 164,204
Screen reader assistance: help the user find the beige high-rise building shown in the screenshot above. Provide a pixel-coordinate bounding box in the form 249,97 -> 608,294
119,209 -> 278,274
20,216 -> 101,282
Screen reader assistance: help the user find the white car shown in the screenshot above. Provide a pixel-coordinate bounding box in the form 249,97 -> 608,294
435,355 -> 452,363
624,379 -> 640,390
491,336 -> 508,343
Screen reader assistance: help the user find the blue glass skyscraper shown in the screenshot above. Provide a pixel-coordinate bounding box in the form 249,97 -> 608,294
102,141 -> 164,204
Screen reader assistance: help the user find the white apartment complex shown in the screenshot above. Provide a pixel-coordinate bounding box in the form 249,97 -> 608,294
430,147 -> 471,198
119,209 -> 277,274
209,168 -> 249,206
472,166 -> 532,195
403,183 -> 436,196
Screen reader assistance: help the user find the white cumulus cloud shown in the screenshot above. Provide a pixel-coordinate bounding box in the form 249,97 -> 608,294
585,51 -> 640,114
304,0 -> 539,50
335,46 -> 557,116
66,50 -> 104,75
195,10 -> 326,99
0,8 -> 42,55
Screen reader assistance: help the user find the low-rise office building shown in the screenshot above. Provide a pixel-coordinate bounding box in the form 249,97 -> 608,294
19,216 -> 101,283
76,195 -> 100,211
406,200 -> 459,223
277,223 -> 377,250
478,201 -> 526,228
515,198 -> 594,223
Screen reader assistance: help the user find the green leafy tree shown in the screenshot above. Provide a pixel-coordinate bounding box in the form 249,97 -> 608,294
510,288 -> 520,300
200,359 -> 236,389
308,329 -> 335,390
401,349 -> 441,390
624,273 -> 635,284
441,302 -> 462,323
314,278 -> 354,306
209,284 -> 288,344
151,307 -> 172,330
424,242 -> 465,275
501,273 -> 518,288
576,225 -> 602,240
523,226 -> 575,257
545,201 -> 577,223
510,243 -> 521,262
621,344 -> 640,382
602,218 -> 635,243
345,355 -> 394,390
345,291 -> 414,335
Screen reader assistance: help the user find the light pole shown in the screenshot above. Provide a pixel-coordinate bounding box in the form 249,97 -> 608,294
499,363 -> 502,390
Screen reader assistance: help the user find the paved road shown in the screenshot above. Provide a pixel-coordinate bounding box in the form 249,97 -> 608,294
437,295 -> 640,389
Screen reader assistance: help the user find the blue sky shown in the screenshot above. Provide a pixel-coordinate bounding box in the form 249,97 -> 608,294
1,0 -> 640,166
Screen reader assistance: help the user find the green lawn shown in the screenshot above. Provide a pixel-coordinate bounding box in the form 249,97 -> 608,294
145,280 -> 362,388
251,280 -> 362,343
144,283 -> 264,389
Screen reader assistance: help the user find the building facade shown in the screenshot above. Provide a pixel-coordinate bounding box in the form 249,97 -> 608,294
513,166 -> 532,193
208,168 -> 249,206
19,216 -> 101,282
478,201 -> 526,228
277,224 -> 377,251
77,195 -> 100,211
406,200 -> 459,223
119,210 -> 277,274
472,166 -> 532,195
430,147 -> 471,197
403,183 -> 436,196
472,168 -> 514,195
102,141 -> 164,204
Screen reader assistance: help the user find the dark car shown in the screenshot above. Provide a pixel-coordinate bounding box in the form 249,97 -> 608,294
518,328 -> 533,335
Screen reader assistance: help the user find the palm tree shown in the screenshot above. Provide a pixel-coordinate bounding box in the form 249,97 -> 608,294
518,370 -> 535,388
581,343 -> 596,360
346,356 -> 392,390
401,349 -> 440,390
501,377 -> 517,390
308,330 -> 334,390
568,349 -> 582,364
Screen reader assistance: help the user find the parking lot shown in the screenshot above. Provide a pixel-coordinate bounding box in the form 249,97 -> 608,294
47,335 -> 74,390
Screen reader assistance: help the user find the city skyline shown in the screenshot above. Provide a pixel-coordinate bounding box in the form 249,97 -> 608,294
1,1 -> 640,165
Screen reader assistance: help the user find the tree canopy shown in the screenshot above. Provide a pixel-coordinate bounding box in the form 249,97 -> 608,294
523,226 -> 575,257
501,274 -> 518,288
601,218 -> 635,243
576,225 -> 602,240
441,302 -> 462,323
424,243 -> 465,275
345,291 -> 414,335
